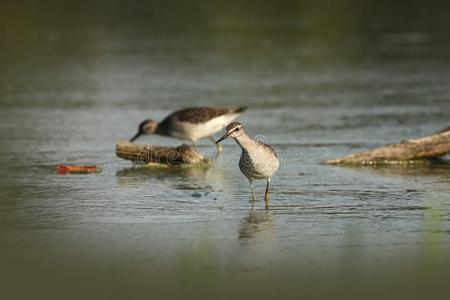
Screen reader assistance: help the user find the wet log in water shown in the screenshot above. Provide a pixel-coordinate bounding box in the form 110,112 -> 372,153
116,141 -> 211,166
325,127 -> 450,165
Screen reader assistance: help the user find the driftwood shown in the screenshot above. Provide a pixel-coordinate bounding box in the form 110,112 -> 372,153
325,128 -> 450,165
116,141 -> 211,166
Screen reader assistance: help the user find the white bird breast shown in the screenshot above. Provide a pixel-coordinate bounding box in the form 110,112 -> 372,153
175,113 -> 241,141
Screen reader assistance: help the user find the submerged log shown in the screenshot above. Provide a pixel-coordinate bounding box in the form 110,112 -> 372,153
116,141 -> 211,166
325,128 -> 450,165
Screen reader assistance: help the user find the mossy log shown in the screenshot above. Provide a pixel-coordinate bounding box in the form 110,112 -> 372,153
325,128 -> 450,165
116,141 -> 211,166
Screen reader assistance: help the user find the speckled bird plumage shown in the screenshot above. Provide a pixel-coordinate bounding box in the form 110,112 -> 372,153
216,122 -> 279,209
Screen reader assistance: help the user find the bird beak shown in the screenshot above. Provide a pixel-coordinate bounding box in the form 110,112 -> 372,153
129,131 -> 142,142
216,132 -> 229,144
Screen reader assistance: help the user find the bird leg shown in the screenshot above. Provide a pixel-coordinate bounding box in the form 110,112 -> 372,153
264,178 -> 271,210
249,179 -> 256,204
191,140 -> 198,152
209,136 -> 223,153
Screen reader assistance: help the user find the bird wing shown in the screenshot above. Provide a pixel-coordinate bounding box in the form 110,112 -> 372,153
260,142 -> 278,158
167,106 -> 247,124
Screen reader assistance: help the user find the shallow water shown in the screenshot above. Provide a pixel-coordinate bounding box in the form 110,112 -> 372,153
1,1 -> 450,299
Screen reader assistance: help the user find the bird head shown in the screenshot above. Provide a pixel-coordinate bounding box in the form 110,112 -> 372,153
129,119 -> 158,142
216,122 -> 244,144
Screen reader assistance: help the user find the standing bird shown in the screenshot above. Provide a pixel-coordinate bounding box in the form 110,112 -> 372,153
216,122 -> 279,209
129,106 -> 247,152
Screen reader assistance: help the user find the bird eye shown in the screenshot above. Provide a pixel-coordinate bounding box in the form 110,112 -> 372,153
235,127 -> 240,132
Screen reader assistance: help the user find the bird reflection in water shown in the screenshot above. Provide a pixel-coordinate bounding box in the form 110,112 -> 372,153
236,209 -> 278,269
115,165 -> 212,187
238,209 -> 274,239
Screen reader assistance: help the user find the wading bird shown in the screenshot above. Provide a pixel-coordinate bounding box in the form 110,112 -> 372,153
130,106 -> 247,152
216,122 -> 279,209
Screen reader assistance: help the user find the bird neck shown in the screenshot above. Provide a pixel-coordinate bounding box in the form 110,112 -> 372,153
233,132 -> 257,149
153,123 -> 164,135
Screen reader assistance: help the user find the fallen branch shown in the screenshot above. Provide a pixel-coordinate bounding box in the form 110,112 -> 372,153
325,128 -> 450,165
116,141 -> 211,166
